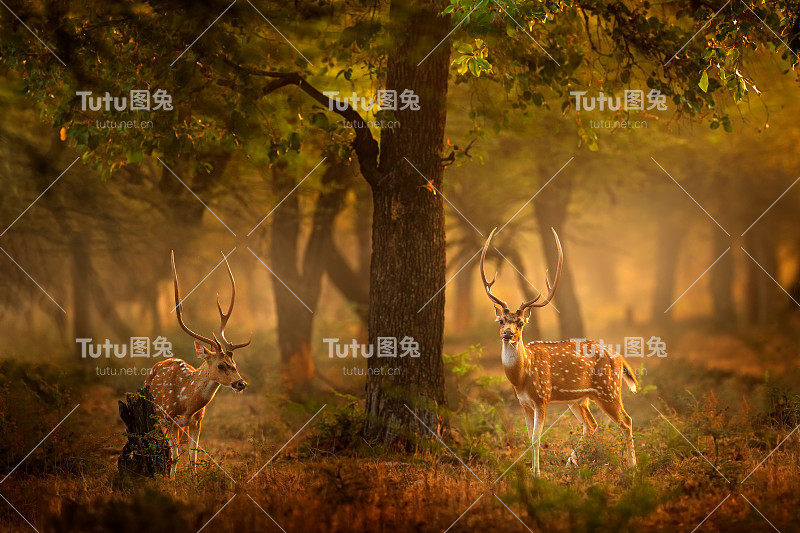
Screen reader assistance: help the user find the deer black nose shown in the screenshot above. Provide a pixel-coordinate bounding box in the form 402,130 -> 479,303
502,329 -> 514,339
232,380 -> 247,391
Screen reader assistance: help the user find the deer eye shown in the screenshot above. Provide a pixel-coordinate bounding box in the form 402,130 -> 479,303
498,319 -> 504,325
217,363 -> 226,371
517,320 -> 524,327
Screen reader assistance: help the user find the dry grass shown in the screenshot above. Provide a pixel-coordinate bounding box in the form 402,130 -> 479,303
1,331 -> 799,533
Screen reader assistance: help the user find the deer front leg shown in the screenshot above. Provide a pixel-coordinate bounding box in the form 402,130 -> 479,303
528,404 -> 546,477
187,419 -> 202,469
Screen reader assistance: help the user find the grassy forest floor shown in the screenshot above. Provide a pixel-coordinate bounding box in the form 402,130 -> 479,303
1,323 -> 799,533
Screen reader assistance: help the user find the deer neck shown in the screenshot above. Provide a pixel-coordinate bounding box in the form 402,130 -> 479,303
501,338 -> 527,387
192,363 -> 221,406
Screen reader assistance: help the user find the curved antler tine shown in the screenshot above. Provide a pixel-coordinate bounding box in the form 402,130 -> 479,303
231,334 -> 252,351
172,251 -> 216,347
480,228 -> 509,310
211,332 -> 224,353
521,228 -> 564,310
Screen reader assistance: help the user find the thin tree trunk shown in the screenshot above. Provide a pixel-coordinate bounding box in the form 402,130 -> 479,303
651,216 -> 686,323
269,161 -> 352,396
710,228 -> 735,329
532,176 -> 584,339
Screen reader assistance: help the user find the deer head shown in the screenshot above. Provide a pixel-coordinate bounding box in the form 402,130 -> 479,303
479,227 -> 563,345
171,251 -> 251,391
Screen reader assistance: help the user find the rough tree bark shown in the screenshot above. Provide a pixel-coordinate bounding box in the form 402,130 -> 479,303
246,0 -> 451,444
361,0 -> 450,444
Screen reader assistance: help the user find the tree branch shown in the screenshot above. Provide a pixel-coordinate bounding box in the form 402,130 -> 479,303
224,60 -> 381,185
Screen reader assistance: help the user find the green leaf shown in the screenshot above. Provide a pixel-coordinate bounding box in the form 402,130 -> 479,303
698,71 -> 709,92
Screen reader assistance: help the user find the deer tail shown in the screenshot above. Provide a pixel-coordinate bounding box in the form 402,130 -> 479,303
621,359 -> 639,393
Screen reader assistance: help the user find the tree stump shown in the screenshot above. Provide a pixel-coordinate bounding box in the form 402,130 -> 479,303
117,387 -> 170,478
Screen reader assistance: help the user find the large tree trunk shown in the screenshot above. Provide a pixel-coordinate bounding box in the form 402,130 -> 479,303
532,176 -> 585,339
362,0 -> 450,445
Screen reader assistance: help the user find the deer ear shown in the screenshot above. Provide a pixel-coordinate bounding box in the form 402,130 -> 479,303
494,306 -> 503,319
194,341 -> 212,359
522,307 -> 532,322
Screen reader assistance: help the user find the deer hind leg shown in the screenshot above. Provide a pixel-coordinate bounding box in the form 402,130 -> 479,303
567,399 -> 598,466
596,400 -> 636,468
167,424 -> 181,478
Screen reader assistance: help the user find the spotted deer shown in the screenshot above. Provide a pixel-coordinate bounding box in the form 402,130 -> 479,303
143,251 -> 251,477
480,228 -> 638,476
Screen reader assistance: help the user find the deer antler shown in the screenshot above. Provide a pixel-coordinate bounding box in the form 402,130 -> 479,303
172,251 -> 218,350
519,228 -> 563,311
480,228 -> 509,310
216,251 -> 251,352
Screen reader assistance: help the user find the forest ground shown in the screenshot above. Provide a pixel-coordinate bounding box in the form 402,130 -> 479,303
1,321 -> 799,533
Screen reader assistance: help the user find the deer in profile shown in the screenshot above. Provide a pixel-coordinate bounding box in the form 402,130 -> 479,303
480,228 -> 638,476
144,251 -> 251,477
